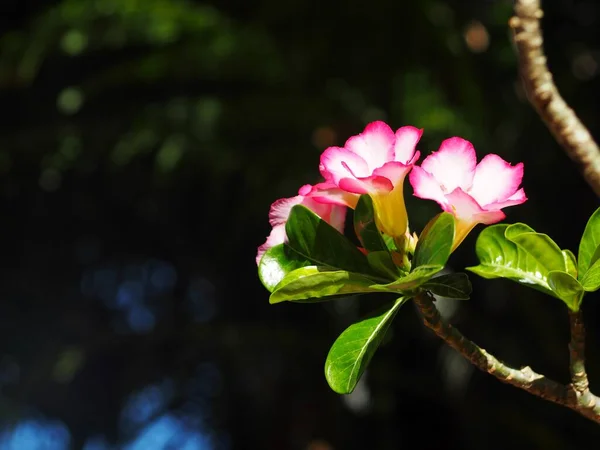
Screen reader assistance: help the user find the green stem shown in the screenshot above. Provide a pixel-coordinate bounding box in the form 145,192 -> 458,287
413,293 -> 600,424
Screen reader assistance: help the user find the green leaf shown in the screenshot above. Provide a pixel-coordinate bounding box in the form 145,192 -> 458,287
413,212 -> 455,268
366,251 -> 400,280
258,244 -> 312,292
505,223 -> 565,273
325,297 -> 409,394
373,264 -> 443,293
354,195 -> 399,279
548,271 -> 584,311
286,205 -> 374,275
269,267 -> 382,304
422,273 -> 472,300
562,249 -> 578,279
466,224 -> 556,297
578,207 -> 600,276
353,195 -> 388,252
581,258 -> 600,292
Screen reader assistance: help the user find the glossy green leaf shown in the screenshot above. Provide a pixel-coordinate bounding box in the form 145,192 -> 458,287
578,206 -> 600,276
258,244 -> 312,292
505,223 -> 565,273
269,266 -> 382,304
589,245 -> 600,275
581,258 -> 600,292
562,249 -> 578,279
285,205 -> 374,275
422,273 -> 472,300
354,195 -> 399,279
325,297 -> 409,394
366,251 -> 400,280
353,195 -> 388,252
466,224 -> 556,297
373,264 -> 443,292
548,271 -> 584,311
413,212 -> 455,269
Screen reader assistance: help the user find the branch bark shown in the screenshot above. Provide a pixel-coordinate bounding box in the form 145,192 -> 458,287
414,293 -> 600,424
510,0 -> 600,196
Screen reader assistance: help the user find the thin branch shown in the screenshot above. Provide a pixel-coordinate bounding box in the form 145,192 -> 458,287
413,293 -> 600,424
509,0 -> 600,196
569,310 -> 596,407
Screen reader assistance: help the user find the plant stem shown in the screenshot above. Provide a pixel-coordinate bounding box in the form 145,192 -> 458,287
510,0 -> 600,196
413,293 -> 600,424
569,309 -> 596,408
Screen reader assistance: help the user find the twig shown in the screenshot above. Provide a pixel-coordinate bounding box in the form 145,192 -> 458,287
509,0 -> 600,196
568,310 -> 596,408
413,293 -> 600,424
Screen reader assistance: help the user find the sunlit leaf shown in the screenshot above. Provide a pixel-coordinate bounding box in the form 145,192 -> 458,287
286,205 -> 375,276
258,244 -> 312,292
269,267 -> 383,304
373,265 -> 443,293
413,213 -> 455,268
581,259 -> 600,293
578,206 -> 600,277
467,224 -> 556,297
325,297 -> 409,394
562,249 -> 578,279
505,223 -> 565,273
548,271 -> 584,311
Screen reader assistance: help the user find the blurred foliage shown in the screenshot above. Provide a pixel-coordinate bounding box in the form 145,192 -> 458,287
0,0 -> 598,448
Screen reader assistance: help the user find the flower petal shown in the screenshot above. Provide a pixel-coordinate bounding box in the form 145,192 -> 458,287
469,154 -> 524,206
372,161 -> 412,187
445,188 -> 505,224
308,182 -> 359,208
338,175 -> 393,194
393,126 -> 423,163
444,188 -> 484,219
421,137 -> 477,192
302,197 -> 346,232
409,165 -> 448,208
256,224 -> 287,264
344,121 -> 395,170
268,195 -> 303,226
319,146 -> 370,183
489,187 -> 527,209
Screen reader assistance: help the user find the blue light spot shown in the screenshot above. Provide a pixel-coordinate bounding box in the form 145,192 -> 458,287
116,281 -> 144,309
149,262 -> 177,292
126,305 -> 156,333
124,414 -> 212,450
0,418 -> 71,450
120,380 -> 174,433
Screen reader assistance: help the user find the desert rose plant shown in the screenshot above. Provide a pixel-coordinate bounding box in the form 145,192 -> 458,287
257,0 -> 600,425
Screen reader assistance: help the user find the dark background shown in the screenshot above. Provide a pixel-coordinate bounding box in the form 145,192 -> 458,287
0,0 -> 598,448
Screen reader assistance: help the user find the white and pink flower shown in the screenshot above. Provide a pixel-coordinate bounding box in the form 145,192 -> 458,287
256,183 -> 347,264
318,121 -> 422,238
409,137 -> 527,250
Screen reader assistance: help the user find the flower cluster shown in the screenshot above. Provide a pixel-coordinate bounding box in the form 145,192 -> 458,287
257,121 -> 526,263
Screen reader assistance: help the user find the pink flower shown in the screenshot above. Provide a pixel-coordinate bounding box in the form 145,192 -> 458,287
409,137 -> 527,250
256,183 -> 347,264
318,121 -> 422,238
